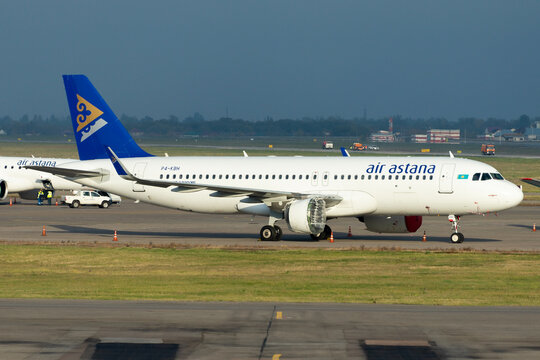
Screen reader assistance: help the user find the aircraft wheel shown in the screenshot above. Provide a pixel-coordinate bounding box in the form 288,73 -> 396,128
450,232 -> 464,244
260,225 -> 276,241
310,225 -> 332,241
274,225 -> 283,241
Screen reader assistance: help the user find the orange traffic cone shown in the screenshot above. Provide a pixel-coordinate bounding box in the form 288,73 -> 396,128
113,230 -> 118,241
329,231 -> 334,243
55,199 -> 58,206
9,198 -> 12,206
347,226 -> 352,237
533,224 -> 536,232
42,225 -> 46,236
422,231 -> 427,242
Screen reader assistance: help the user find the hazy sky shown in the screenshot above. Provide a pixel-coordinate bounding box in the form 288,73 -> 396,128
1,1 -> 539,121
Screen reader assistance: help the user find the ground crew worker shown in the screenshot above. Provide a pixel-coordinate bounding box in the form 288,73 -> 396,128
47,190 -> 53,205
37,189 -> 44,205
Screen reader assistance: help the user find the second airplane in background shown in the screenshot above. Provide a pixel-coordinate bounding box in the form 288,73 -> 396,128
28,75 -> 523,243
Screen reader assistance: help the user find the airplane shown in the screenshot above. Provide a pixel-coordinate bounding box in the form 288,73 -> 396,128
0,155 -> 85,201
26,75 -> 523,243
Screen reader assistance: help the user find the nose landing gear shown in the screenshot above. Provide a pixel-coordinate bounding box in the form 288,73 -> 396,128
448,215 -> 464,243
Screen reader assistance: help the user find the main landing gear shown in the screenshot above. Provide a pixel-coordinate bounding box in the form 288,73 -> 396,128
310,225 -> 332,241
448,215 -> 464,243
260,225 -> 282,241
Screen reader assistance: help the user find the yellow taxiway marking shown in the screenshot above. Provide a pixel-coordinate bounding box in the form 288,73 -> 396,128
272,354 -> 282,360
276,311 -> 282,319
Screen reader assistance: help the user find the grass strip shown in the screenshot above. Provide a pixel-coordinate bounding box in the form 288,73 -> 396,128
0,245 -> 539,306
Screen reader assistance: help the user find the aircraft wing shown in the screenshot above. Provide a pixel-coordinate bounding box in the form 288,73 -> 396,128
105,147 -> 343,205
521,178 -> 540,188
23,165 -> 105,178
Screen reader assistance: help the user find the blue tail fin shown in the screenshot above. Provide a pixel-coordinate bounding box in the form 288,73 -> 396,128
63,75 -> 152,160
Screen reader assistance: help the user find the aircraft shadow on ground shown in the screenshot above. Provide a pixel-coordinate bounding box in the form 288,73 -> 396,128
507,223 -> 536,230
282,233 -> 500,243
51,225 -> 500,243
51,225 -> 256,239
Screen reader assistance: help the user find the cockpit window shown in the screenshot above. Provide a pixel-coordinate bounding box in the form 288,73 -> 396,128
472,173 -> 480,181
491,173 -> 504,180
481,173 -> 492,181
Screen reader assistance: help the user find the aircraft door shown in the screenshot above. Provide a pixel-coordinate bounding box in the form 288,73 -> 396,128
132,163 -> 147,192
438,163 -> 455,194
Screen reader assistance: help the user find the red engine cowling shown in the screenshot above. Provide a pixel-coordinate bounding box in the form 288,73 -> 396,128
359,215 -> 422,233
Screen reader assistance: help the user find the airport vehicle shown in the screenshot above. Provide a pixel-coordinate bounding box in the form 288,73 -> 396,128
481,144 -> 495,155
62,190 -> 112,208
322,141 -> 333,150
367,145 -> 380,151
349,143 -> 367,151
29,75 -> 523,243
96,190 -> 122,204
0,156 -> 83,201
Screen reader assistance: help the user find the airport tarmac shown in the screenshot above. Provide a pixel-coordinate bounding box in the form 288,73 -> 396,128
1,200 -> 540,251
0,299 -> 539,359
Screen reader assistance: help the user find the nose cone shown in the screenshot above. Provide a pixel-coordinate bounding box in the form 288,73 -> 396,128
501,181 -> 523,209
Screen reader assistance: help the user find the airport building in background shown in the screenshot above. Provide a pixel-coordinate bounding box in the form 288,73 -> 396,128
411,129 -> 460,143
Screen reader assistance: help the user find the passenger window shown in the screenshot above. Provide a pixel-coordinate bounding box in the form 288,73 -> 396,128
381,175 -> 385,180
206,175 -> 209,179
354,175 -> 358,180
272,175 -> 276,179
299,175 -> 303,180
286,175 -> 289,179
423,175 -> 426,180
368,175 -> 372,180
361,175 -> 365,180
472,173 -> 480,181
225,175 -> 229,179
348,175 -> 351,180
481,173 -> 492,181
334,175 -> 338,180
279,175 -> 282,179
402,175 -> 406,180
160,174 -> 163,179
306,175 -> 309,180
219,175 -> 222,179
173,174 -> 176,179
212,175 -> 215,179
375,175 -> 378,180
292,175 -> 296,180
259,175 -> 262,179
166,174 -> 170,179
388,175 -> 392,180
199,174 -> 203,179
429,175 -> 433,180
323,174 -> 328,180
341,175 -> 344,180
416,175 -> 419,180
409,175 -> 412,180
239,175 -> 242,179
265,175 -> 269,179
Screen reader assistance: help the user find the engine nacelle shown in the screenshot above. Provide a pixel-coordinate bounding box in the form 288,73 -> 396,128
359,215 -> 422,233
285,198 -> 326,235
0,180 -> 7,200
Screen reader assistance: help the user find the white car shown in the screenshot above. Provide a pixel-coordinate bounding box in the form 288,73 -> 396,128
62,190 -> 112,208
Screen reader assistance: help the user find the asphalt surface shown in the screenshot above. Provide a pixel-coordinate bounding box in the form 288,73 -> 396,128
2,201 -> 540,359
1,299 -> 539,360
1,199 -> 540,251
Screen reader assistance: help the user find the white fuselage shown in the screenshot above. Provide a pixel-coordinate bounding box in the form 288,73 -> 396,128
0,157 -> 82,196
58,156 -> 523,217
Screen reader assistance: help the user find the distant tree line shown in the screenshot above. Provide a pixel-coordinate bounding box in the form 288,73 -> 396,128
0,113 -> 538,140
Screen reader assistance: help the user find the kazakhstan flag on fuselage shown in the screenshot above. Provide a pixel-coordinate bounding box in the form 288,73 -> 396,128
457,174 -> 469,179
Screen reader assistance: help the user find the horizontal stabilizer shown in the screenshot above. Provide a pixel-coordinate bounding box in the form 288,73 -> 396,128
521,178 -> 540,188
